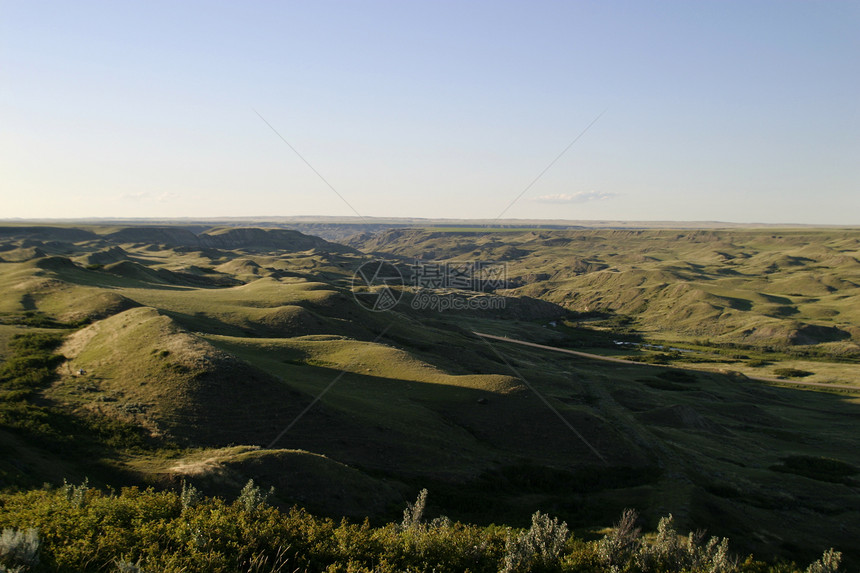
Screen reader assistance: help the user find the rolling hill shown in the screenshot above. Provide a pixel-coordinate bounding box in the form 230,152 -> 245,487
348,227 -> 860,349
1,223 -> 859,565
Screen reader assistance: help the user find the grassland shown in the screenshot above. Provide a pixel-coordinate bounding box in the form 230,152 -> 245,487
1,223 -> 859,566
350,228 -> 860,385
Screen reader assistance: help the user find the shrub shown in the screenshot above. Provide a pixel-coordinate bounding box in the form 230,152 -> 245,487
596,508 -> 641,571
180,480 -> 202,511
598,511 -> 738,573
0,487 -> 845,573
8,333 -> 63,354
501,511 -> 568,572
805,548 -> 842,573
60,478 -> 90,508
773,367 -> 813,379
0,528 -> 40,571
634,514 -> 685,570
114,559 -> 145,573
236,479 -> 274,514
400,488 -> 428,530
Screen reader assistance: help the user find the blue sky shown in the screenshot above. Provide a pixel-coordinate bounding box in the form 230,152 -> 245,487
2,1 -> 858,223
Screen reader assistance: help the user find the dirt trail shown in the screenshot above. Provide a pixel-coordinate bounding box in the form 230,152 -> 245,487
472,332 -> 860,393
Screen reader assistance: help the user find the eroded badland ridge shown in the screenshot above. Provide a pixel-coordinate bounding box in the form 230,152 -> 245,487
1,222 -> 859,566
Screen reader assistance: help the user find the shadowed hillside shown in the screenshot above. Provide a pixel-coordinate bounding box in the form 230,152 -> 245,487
1,224 -> 859,565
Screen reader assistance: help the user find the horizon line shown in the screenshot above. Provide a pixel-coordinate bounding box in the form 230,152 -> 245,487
1,216 -> 858,229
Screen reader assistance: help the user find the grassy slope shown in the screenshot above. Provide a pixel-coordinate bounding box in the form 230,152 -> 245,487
349,228 -> 860,343
350,228 -> 860,384
1,225 -> 859,564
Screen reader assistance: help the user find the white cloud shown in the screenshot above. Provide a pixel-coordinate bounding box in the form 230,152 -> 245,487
155,192 -> 178,203
120,191 -> 178,203
121,192 -> 150,202
532,191 -> 618,204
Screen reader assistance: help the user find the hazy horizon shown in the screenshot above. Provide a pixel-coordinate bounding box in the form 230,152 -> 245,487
2,215 -> 859,229
3,1 -> 858,224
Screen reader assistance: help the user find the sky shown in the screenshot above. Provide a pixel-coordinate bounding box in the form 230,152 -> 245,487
2,1 -> 858,224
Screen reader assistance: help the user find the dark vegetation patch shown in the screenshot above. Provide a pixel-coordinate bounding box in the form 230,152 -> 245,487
626,352 -> 674,364
703,482 -> 742,499
656,370 -> 698,384
0,332 -> 65,397
0,332 -> 168,488
641,378 -> 693,392
773,367 -> 814,379
636,370 -> 698,391
764,305 -> 800,317
0,311 -> 88,329
555,326 -> 632,348
770,455 -> 858,485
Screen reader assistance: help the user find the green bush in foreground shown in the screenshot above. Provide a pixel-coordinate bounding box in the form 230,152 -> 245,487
0,485 -> 844,573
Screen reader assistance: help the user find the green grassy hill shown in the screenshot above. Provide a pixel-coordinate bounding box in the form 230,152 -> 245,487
1,224 -> 859,566
349,227 -> 860,353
